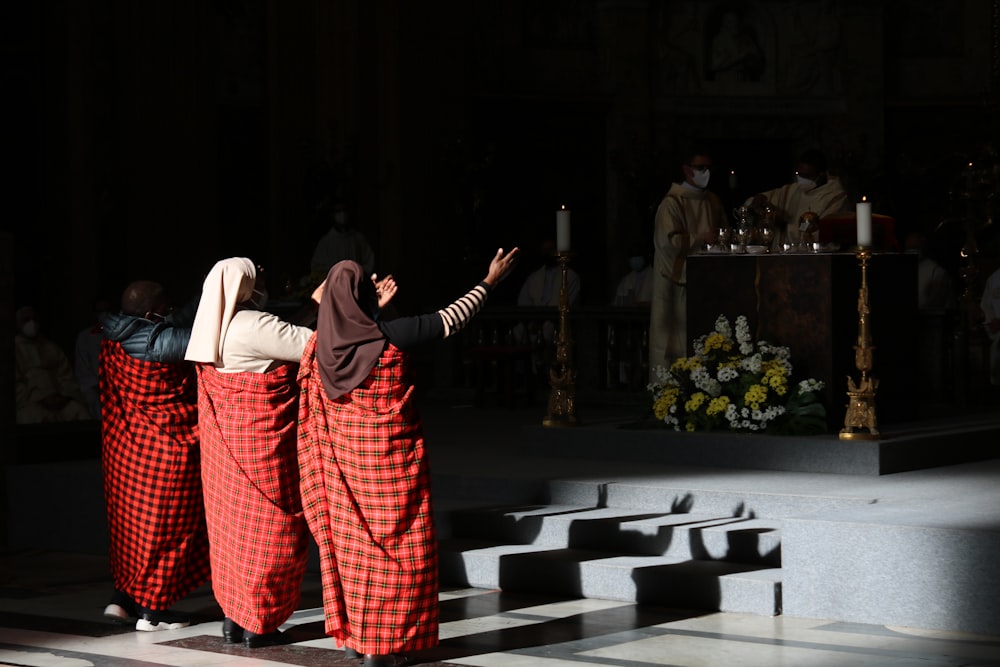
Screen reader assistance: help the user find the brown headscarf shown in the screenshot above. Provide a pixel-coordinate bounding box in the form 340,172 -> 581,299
316,260 -> 387,400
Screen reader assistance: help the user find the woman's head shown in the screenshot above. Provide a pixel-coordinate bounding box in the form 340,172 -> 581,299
315,260 -> 387,400
325,260 -> 378,319
184,257 -> 257,364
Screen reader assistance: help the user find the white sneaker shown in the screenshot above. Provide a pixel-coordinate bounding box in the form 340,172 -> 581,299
103,603 -> 131,621
135,610 -> 191,632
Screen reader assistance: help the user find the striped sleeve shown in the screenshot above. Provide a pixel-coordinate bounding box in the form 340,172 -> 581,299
438,282 -> 490,339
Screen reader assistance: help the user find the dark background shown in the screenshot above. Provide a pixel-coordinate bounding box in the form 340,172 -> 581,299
2,0 -> 998,383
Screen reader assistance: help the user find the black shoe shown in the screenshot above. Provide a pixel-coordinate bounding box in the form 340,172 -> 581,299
103,589 -> 138,621
363,654 -> 410,667
243,629 -> 292,649
345,647 -> 362,659
136,606 -> 191,632
223,617 -> 244,644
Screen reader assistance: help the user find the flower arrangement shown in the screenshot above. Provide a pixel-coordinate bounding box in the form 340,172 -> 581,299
648,314 -> 827,434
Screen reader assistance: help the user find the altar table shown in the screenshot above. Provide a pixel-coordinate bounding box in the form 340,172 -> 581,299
687,251 -> 919,429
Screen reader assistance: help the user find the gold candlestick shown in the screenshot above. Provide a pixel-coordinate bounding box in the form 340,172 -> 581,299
840,248 -> 880,440
543,252 -> 580,427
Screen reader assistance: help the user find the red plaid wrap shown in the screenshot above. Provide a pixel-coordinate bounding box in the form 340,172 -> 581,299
298,334 -> 439,654
98,340 -> 210,610
196,362 -> 309,635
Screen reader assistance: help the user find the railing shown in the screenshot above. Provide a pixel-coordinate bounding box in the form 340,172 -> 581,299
453,305 -> 651,405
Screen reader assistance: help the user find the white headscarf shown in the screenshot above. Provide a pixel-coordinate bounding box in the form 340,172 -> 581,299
184,257 -> 256,364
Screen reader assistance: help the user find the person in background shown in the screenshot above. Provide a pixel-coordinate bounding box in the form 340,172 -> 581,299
514,238 -> 580,374
297,248 -> 518,667
516,238 -> 580,307
612,247 -> 653,305
99,280 -> 208,631
981,265 -> 1000,387
14,306 -> 90,424
748,148 -> 849,246
310,197 -> 376,277
75,298 -> 111,421
904,231 -> 958,311
648,146 -> 726,379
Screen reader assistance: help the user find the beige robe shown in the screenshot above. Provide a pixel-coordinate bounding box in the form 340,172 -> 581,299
649,183 -> 725,378
982,267 -> 1000,386
15,335 -> 90,423
759,177 -> 849,244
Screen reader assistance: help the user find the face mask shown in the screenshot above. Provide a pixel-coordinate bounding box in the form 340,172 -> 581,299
251,288 -> 269,309
796,175 -> 817,189
692,168 -> 711,189
628,256 -> 646,272
21,320 -> 38,338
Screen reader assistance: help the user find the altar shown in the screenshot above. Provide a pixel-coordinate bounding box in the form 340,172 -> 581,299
686,251 -> 919,429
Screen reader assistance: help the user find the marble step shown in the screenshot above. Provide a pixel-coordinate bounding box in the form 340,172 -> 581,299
440,503 -> 781,566
439,538 -> 781,616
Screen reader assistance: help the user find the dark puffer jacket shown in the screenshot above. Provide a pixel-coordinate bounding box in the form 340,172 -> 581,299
100,299 -> 198,363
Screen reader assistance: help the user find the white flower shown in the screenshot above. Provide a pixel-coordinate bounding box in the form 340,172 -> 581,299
740,354 -> 763,374
735,315 -> 751,344
717,366 -> 740,382
714,314 -> 732,338
652,365 -> 670,383
799,378 -> 825,393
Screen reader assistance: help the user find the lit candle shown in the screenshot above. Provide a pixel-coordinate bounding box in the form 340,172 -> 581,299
729,170 -> 737,190
856,197 -> 872,247
556,206 -> 571,252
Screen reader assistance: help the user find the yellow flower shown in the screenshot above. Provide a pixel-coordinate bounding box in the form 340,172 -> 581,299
685,391 -> 707,413
685,421 -> 696,432
702,333 -> 732,354
706,395 -> 730,416
761,361 -> 788,396
654,387 -> 680,419
671,356 -> 702,373
744,384 -> 768,410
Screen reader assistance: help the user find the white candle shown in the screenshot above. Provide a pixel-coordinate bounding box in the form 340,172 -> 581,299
556,206 -> 571,252
729,170 -> 737,190
856,197 -> 872,247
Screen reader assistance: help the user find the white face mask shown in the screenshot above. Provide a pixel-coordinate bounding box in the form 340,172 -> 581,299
796,175 -> 817,189
628,256 -> 646,272
21,320 -> 38,338
692,168 -> 711,189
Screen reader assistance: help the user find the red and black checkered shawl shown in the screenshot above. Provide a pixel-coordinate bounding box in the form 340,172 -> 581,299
98,339 -> 210,610
298,333 -> 439,654
196,362 -> 309,635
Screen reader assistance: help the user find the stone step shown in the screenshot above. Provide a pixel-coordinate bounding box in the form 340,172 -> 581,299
439,538 -> 781,616
781,501 -> 1000,637
442,504 -> 781,566
549,478 -> 875,519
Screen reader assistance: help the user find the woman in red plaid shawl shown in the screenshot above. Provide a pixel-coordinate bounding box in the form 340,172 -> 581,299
298,247 -> 519,667
185,257 -> 318,649
100,280 -> 209,632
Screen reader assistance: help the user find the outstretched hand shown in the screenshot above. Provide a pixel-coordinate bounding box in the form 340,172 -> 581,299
373,274 -> 398,309
310,280 -> 327,305
484,247 -> 520,286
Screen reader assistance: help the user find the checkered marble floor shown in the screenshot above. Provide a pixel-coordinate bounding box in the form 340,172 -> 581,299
1,550 -> 998,667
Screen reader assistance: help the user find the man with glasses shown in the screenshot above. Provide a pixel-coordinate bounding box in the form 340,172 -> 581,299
648,146 -> 726,380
